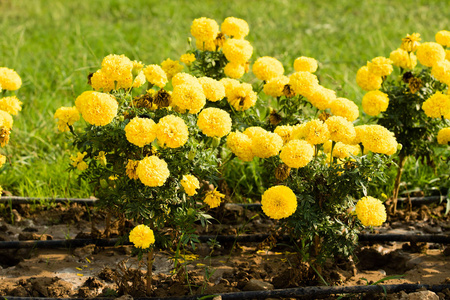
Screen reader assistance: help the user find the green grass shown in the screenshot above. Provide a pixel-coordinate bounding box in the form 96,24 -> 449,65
0,0 -> 449,197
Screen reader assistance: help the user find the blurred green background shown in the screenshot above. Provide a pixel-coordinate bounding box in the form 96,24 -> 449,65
0,0 -> 448,198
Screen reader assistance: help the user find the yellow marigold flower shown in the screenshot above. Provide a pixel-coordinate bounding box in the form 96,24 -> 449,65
132,71 -> 146,88
401,33 -> 421,52
180,175 -> 200,196
367,57 -> 393,77
355,196 -> 386,227
100,54 -> 134,89
197,107 -> 232,138
132,60 -> 144,76
226,131 -> 254,161
431,60 -> 450,85
0,110 -> 13,129
323,141 -> 360,159
221,17 -> 249,39
330,97 -> 359,122
222,39 -> 253,64
0,154 -> 6,168
302,119 -> 330,145
172,72 -> 199,88
416,42 -> 446,67
0,67 -> 22,91
325,116 -> 356,144
227,82 -> 257,111
360,125 -> 398,155
446,50 -> 450,61
171,83 -> 206,114
436,30 -> 450,47
90,69 -> 115,92
243,126 -> 267,140
291,123 -> 307,140
129,224 -> 155,249
191,17 -> 219,42
289,71 -> 320,98
125,117 -> 157,147
70,152 -> 88,171
422,92 -> 450,118
76,91 -> 118,126
161,58 -> 184,80
126,159 -> 139,180
274,125 -> 294,144
224,62 -> 245,79
252,131 -> 283,159
261,185 -> 297,220
293,56 -> 318,73
180,53 -> 196,66
389,48 -> 417,70
143,64 -> 168,88
252,56 -> 284,81
437,127 -> 450,145
156,114 -> 189,148
263,76 -> 290,98
204,188 -> 224,208
54,106 -> 80,132
136,155 -> 170,187
362,90 -> 389,116
220,78 -> 241,98
198,77 -> 225,102
0,126 -> 10,147
356,66 -> 383,91
307,86 -> 336,111
351,125 -> 369,145
0,96 -> 22,115
280,140 -> 314,168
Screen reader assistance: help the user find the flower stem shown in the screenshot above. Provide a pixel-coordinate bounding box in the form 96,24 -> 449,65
146,248 -> 154,296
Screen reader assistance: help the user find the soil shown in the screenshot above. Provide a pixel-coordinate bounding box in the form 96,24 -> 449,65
0,200 -> 450,299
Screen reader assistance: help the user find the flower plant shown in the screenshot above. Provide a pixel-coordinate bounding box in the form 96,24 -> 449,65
356,31 -> 450,212
57,16 -> 400,289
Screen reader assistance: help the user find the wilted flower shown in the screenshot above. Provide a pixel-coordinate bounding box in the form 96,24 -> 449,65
126,160 -> 139,180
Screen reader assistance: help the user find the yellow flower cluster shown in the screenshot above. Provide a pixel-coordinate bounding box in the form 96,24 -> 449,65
224,62 -> 245,79
307,86 -> 336,110
0,96 -> 23,115
274,125 -> 294,144
54,106 -> 80,132
293,56 -> 318,73
161,58 -> 184,80
325,116 -> 356,144
358,125 -> 398,155
70,152 -> 88,171
197,108 -> 232,138
226,131 -> 254,162
191,17 -> 220,45
75,91 -> 118,126
136,155 -> 170,187
223,39 -> 253,65
367,56 -> 393,77
129,224 -> 155,249
431,60 -> 450,86
171,82 -> 206,114
156,115 -> 189,148
263,76 -> 289,98
204,188 -> 225,208
0,67 -> 22,91
198,77 -> 225,102
355,196 -> 387,227
416,42 -> 446,67
124,117 -> 157,147
180,53 -> 196,66
435,30 -> 450,47
226,82 -> 257,111
252,56 -> 284,81
437,128 -> 450,145
289,71 -> 319,98
362,90 -> 390,116
180,174 -> 200,196
221,17 -> 249,39
330,97 -> 359,122
356,66 -> 382,91
389,48 -> 417,70
422,92 -> 450,118
261,185 -> 297,220
251,130 -> 283,159
280,140 -> 314,168
302,119 -> 330,145
143,64 -> 168,88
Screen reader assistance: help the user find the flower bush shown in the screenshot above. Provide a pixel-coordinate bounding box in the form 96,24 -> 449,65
0,67 -> 23,196
355,31 -> 450,210
56,16 -> 399,275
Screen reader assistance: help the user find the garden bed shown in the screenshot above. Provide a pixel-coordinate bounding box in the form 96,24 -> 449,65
1,200 -> 449,299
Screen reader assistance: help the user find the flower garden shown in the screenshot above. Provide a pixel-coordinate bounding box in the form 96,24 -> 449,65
1,2 -> 450,299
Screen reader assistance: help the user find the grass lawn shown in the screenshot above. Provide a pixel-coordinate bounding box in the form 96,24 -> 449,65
0,0 -> 449,198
